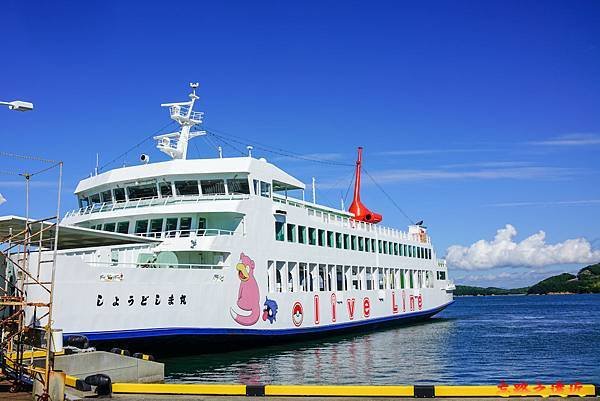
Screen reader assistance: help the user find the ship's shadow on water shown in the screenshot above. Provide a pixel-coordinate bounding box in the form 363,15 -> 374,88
158,295 -> 600,385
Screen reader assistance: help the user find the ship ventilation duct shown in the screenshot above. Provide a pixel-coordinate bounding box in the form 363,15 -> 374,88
348,147 -> 382,224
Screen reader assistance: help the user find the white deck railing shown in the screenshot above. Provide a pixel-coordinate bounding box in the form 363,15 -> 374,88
64,194 -> 250,218
89,261 -> 225,270
273,194 -> 431,243
138,228 -> 235,239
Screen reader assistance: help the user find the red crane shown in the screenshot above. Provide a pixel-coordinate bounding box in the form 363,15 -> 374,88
348,147 -> 382,224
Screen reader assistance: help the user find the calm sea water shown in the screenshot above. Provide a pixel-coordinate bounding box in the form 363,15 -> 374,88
163,294 -> 600,384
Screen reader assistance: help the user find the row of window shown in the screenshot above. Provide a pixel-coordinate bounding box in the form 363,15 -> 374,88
275,222 -> 432,259
79,178 -> 256,208
267,261 -> 444,294
89,216 -> 198,236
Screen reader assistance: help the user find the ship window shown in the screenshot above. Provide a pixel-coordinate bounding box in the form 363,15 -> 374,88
352,266 -> 360,290
378,240 -> 383,254
335,233 -> 342,249
413,245 -> 417,258
260,181 -> 271,198
78,197 -> 89,208
166,218 -> 178,237
428,249 -> 432,259
358,237 -> 364,251
378,268 -> 384,289
403,244 -> 408,256
343,234 -> 349,250
201,179 -> 225,195
128,184 -> 158,200
383,241 -> 388,254
288,262 -> 296,292
111,249 -> 119,266
371,239 -> 376,253
275,221 -> 285,241
328,265 -> 334,291
103,222 -> 116,232
276,262 -> 284,292
286,224 -> 296,242
417,247 -> 421,258
400,269 -> 405,289
267,261 -> 274,293
399,243 -> 403,256
159,182 -> 172,197
116,221 -> 129,234
336,266 -> 344,291
299,263 -> 308,291
134,220 -> 148,235
366,267 -> 373,290
351,235 -> 357,250
344,266 -> 351,291
175,180 -> 199,196
327,231 -> 334,247
438,271 -> 446,280
318,229 -> 325,246
389,269 -> 396,289
365,238 -> 370,252
408,245 -> 413,257
298,226 -> 307,244
179,217 -> 192,237
409,270 -> 414,288
150,219 -> 163,235
90,193 -> 101,204
227,178 -> 250,195
100,190 -> 112,203
114,188 -> 126,202
308,227 -> 316,245
319,265 -> 326,291
394,243 -> 399,256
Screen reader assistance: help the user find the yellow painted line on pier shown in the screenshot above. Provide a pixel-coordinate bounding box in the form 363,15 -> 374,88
111,382 -> 247,395
435,384 -> 596,398
265,384 -> 414,397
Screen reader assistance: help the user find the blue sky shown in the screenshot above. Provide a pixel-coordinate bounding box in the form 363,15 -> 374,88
1,1 -> 599,287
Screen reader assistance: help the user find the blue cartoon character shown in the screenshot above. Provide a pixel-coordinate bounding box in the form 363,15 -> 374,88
262,297 -> 278,324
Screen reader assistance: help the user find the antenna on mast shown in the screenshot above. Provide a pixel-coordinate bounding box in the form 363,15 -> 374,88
154,83 -> 206,160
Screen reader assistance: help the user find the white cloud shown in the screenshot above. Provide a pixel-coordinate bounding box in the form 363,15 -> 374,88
446,224 -> 600,270
532,133 -> 600,146
0,193 -> 5,205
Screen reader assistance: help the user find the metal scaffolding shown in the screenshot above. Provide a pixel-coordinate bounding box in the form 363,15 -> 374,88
0,152 -> 62,400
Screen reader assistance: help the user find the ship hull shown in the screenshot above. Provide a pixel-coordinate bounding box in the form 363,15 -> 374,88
72,301 -> 452,355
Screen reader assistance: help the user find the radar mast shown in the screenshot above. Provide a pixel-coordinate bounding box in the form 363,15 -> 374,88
154,83 -> 206,160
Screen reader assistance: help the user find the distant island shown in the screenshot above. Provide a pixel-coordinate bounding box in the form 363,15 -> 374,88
455,263 -> 600,296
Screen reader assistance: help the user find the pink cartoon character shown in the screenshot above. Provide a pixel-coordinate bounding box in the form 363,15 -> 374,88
230,253 -> 260,326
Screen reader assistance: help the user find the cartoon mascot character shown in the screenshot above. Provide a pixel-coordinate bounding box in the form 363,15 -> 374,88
230,253 -> 260,326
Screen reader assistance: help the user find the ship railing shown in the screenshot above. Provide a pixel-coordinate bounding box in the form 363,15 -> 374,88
275,195 -> 430,242
64,194 -> 250,218
89,261 -> 225,270
169,105 -> 203,122
138,228 -> 235,239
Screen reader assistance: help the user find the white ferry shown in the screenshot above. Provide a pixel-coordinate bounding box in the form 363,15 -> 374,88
8,85 -> 454,350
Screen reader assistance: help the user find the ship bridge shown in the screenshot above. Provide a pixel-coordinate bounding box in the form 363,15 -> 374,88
62,156 -> 304,239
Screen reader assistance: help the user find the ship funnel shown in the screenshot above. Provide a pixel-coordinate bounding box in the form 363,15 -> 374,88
348,147 -> 382,224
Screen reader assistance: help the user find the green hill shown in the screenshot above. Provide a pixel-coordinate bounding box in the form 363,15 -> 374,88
455,285 -> 529,296
527,263 -> 600,294
455,262 -> 600,296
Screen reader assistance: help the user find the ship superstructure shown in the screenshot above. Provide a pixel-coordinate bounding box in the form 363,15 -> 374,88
13,84 -> 453,347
